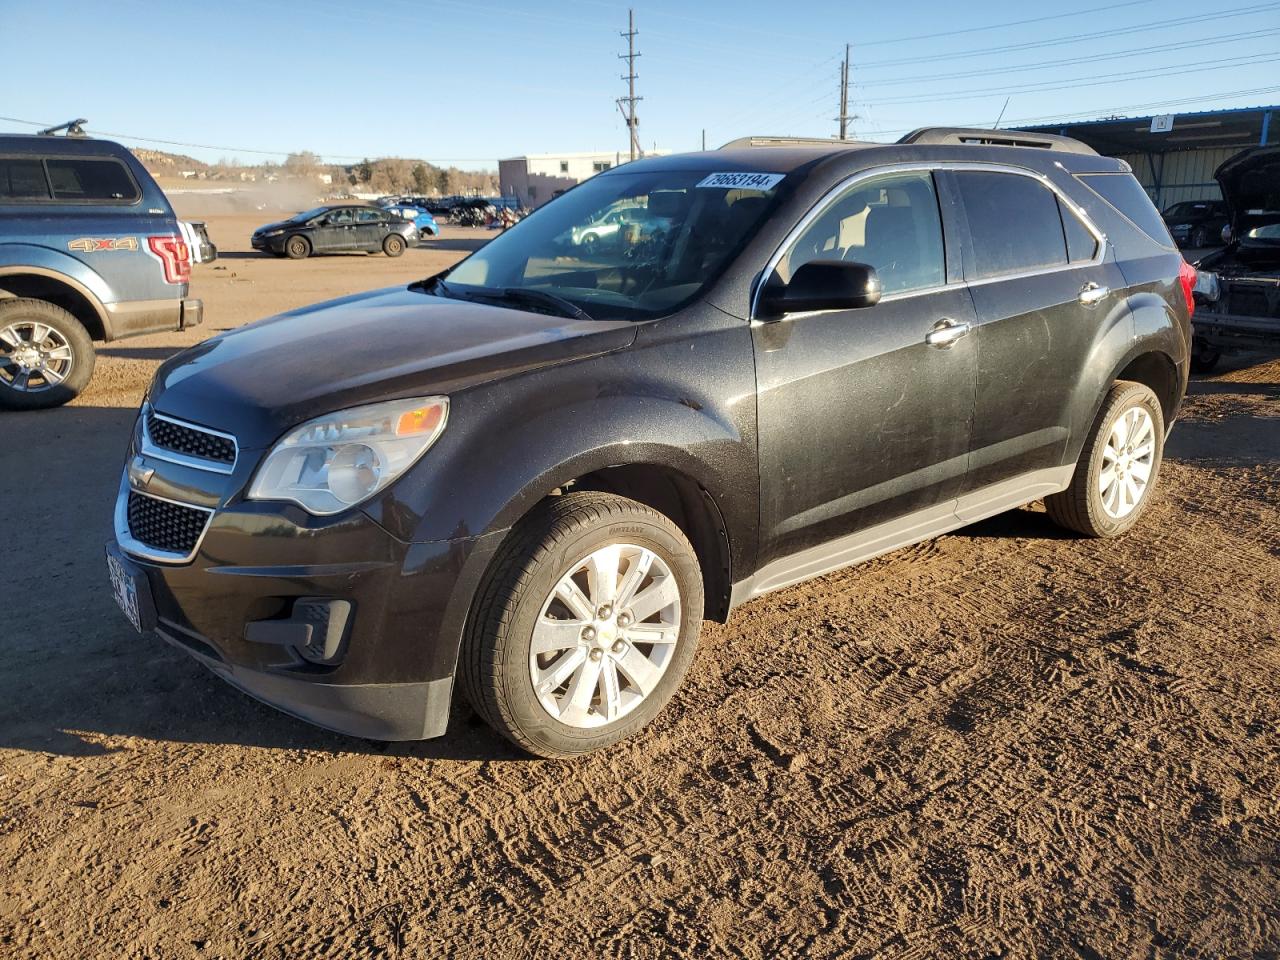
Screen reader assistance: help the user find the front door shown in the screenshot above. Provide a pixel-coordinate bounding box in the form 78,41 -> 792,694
753,169 -> 978,566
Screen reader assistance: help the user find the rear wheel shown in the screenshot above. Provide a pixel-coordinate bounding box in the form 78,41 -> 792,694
285,235 -> 311,260
0,299 -> 95,410
461,492 -> 703,758
1046,381 -> 1164,538
382,234 -> 406,257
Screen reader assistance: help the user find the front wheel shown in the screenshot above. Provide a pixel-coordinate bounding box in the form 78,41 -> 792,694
460,492 -> 704,758
382,234 -> 406,257
1046,381 -> 1165,538
1190,226 -> 1208,248
284,235 -> 311,259
0,298 -> 95,410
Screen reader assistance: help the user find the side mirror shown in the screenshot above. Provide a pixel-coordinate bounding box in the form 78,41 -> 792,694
759,260 -> 882,317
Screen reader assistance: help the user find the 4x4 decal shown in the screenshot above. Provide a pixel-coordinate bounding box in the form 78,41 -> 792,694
68,236 -> 138,253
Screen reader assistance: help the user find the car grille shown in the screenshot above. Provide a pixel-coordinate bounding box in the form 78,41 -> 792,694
146,410 -> 236,465
126,492 -> 211,556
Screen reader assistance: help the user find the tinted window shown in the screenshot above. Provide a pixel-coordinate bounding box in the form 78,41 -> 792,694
955,172 -> 1067,278
1059,199 -> 1098,263
355,208 -> 383,223
782,170 -> 945,295
45,158 -> 139,202
0,158 -> 50,199
1078,173 -> 1174,247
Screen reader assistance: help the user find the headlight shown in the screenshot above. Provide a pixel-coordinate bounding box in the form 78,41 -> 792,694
248,397 -> 448,515
264,228 -> 285,237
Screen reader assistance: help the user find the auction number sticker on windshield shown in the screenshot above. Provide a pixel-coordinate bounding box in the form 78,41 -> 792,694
696,172 -> 785,191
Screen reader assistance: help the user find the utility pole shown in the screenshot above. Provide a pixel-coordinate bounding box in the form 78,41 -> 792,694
617,9 -> 642,161
837,44 -> 851,140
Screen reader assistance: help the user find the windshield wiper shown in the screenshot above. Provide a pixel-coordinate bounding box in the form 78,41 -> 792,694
408,272 -> 452,296
485,287 -> 594,322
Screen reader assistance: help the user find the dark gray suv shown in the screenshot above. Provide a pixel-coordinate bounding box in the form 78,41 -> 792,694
108,128 -> 1191,757
0,128 -> 201,409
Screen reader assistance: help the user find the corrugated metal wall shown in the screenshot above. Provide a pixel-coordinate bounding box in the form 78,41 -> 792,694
1116,146 -> 1245,209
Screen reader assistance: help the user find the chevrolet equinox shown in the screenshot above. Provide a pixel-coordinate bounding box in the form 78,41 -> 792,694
107,128 -> 1192,757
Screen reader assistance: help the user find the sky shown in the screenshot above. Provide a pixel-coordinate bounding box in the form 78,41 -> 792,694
1,0 -> 1277,170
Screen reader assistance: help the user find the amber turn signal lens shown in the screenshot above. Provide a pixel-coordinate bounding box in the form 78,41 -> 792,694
396,404 -> 445,436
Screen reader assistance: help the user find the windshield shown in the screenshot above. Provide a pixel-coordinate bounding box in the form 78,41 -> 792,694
439,168 -> 786,321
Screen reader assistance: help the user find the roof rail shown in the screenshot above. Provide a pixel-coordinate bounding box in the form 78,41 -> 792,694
897,127 -> 1097,156
719,135 -> 869,150
37,118 -> 89,137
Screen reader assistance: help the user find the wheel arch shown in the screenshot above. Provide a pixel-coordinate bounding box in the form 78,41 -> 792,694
0,266 -> 110,341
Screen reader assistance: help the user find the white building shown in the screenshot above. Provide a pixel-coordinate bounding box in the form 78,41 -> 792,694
499,151 -> 665,208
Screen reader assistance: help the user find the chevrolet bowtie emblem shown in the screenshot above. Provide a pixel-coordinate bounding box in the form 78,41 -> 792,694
128,458 -> 156,490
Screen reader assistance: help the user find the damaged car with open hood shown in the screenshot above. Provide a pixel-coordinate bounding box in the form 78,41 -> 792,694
1192,146 -> 1280,372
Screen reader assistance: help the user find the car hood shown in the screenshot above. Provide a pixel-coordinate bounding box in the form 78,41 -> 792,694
1216,146 -> 1280,229
149,286 -> 639,448
252,220 -> 294,234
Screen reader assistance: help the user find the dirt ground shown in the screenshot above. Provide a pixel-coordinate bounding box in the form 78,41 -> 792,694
1,212 -> 1277,959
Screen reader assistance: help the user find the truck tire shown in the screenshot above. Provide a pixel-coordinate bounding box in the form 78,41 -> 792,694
0,298 -> 95,410
285,235 -> 311,260
1046,381 -> 1164,538
461,492 -> 704,758
382,234 -> 406,257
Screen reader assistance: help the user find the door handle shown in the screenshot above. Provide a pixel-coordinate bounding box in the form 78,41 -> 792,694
1079,282 -> 1109,305
925,319 -> 971,348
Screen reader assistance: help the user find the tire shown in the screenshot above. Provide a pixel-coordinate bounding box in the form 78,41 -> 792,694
382,234 -> 406,257
284,235 -> 311,260
1190,226 -> 1207,248
1190,337 -> 1221,374
1046,381 -> 1165,538
0,298 -> 95,410
461,492 -> 704,758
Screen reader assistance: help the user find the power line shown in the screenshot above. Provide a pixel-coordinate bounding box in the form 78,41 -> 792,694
854,2 -> 1279,69
863,52 -> 1280,106
857,27 -> 1280,88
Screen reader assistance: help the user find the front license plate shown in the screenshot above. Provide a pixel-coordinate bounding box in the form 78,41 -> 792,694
106,545 -> 154,633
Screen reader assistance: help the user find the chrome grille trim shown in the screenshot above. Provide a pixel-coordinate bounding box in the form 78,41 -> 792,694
140,405 -> 239,475
114,474 -> 215,564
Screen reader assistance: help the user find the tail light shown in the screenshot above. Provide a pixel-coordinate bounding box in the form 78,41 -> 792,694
147,235 -> 191,285
1178,259 -> 1196,319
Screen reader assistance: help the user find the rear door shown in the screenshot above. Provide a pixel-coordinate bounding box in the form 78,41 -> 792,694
752,168 -> 979,565
948,168 -> 1125,500
353,207 -> 389,250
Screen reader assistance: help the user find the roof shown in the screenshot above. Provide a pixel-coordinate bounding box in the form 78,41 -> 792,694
0,132 -> 131,157
1016,105 -> 1276,156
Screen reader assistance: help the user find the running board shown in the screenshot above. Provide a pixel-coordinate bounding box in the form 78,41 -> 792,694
730,465 -> 1074,607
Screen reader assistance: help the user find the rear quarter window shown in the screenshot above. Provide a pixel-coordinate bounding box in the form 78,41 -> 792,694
1077,173 -> 1173,247
45,157 -> 141,203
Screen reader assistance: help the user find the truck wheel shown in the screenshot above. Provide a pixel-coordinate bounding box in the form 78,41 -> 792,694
1190,226 -> 1208,248
0,299 -> 95,410
1046,381 -> 1164,538
1190,337 -> 1221,374
285,235 -> 311,260
461,492 -> 704,758
382,234 -> 405,257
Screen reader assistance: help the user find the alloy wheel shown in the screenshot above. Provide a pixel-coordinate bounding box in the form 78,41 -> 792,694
0,321 -> 75,393
529,543 -> 682,729
1099,405 -> 1155,519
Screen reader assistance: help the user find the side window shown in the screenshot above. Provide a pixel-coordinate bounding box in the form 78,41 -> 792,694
355,208 -> 383,223
1077,173 -> 1175,247
44,158 -> 140,202
327,208 -> 354,225
781,170 -> 945,295
955,171 -> 1067,279
0,158 -> 50,199
1059,198 -> 1098,263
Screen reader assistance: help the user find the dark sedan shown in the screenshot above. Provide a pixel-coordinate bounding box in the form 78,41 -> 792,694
1162,199 -> 1228,249
251,203 -> 419,259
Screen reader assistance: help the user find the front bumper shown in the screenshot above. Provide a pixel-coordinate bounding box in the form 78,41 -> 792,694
109,412 -> 504,741
251,234 -> 286,253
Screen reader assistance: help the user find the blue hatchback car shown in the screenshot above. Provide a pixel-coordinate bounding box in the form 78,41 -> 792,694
384,204 -> 439,238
